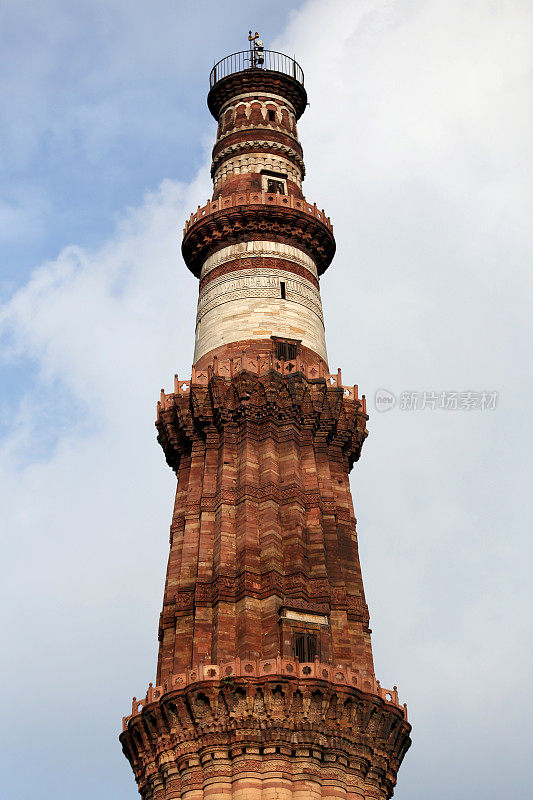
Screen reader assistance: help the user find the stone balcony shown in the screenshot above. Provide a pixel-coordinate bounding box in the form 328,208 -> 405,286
157,356 -> 366,422
183,190 -> 333,236
123,656 -> 407,732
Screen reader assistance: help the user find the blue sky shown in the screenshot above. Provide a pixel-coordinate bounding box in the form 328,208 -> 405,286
0,0 -> 303,285
1,1 -> 532,799
0,0 -> 303,436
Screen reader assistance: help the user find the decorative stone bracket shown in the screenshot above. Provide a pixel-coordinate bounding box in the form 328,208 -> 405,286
182,191 -> 336,276
121,660 -> 410,800
156,366 -> 369,474
123,657 -> 407,731
184,191 -> 331,235
159,359 -> 366,414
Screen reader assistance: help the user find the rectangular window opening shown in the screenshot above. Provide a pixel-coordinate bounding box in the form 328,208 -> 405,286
273,339 -> 299,362
267,178 -> 285,195
261,171 -> 288,196
294,632 -> 318,663
280,281 -> 286,300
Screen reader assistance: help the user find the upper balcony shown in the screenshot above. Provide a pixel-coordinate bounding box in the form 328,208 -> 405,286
181,189 -> 335,278
208,49 -> 308,120
210,49 -> 304,88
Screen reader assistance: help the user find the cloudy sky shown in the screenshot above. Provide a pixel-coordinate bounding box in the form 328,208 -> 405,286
1,1 -> 532,798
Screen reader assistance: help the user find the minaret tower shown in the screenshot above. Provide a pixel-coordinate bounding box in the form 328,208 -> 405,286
121,38 -> 411,800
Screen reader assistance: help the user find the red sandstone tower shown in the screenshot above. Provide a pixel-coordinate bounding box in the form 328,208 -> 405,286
121,39 -> 411,799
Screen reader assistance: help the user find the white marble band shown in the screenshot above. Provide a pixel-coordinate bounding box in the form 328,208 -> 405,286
196,269 -> 323,325
194,267 -> 327,364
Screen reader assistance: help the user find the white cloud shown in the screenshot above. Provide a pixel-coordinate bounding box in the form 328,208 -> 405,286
0,171 -> 211,797
1,1 -> 531,798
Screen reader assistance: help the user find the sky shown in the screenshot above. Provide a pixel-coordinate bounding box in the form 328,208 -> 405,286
1,1 -> 532,798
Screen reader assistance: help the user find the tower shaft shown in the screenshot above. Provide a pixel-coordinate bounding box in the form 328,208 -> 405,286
121,45 -> 411,800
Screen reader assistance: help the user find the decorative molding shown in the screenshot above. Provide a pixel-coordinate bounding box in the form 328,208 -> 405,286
184,191 -> 332,235
123,658 -> 407,728
121,666 -> 410,800
208,71 -> 307,119
157,368 -> 368,477
212,138 -> 305,178
182,191 -> 335,278
161,570 -> 369,621
213,152 -> 302,188
201,240 -> 318,280
199,257 -> 320,291
196,268 -> 324,325
163,355 -> 364,407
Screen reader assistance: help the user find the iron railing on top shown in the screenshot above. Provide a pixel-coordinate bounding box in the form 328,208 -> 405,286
210,49 -> 304,89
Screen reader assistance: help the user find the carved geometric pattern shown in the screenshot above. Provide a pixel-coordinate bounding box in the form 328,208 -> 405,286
211,139 -> 305,178
121,675 -> 411,800
162,570 -> 367,621
182,193 -> 335,278
199,257 -> 320,291
200,240 -> 318,281
196,268 -> 324,325
213,152 -> 303,188
156,369 -> 368,475
207,70 -> 308,120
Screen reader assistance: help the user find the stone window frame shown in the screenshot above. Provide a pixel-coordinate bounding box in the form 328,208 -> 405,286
261,169 -> 288,195
294,631 -> 318,663
271,336 -> 301,362
278,606 -> 330,662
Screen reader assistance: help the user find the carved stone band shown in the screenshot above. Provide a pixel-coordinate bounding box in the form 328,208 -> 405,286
182,202 -> 336,278
193,269 -> 327,363
196,269 -> 324,325
201,240 -> 318,281
214,152 -> 302,188
218,91 -> 298,118
211,139 -> 305,178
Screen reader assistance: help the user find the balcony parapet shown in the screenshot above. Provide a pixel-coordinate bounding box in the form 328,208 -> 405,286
184,191 -> 332,235
157,356 -> 369,474
182,191 -> 335,277
123,657 -> 407,732
157,357 -> 367,421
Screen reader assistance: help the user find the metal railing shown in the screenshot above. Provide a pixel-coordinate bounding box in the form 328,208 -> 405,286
210,49 -> 304,88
